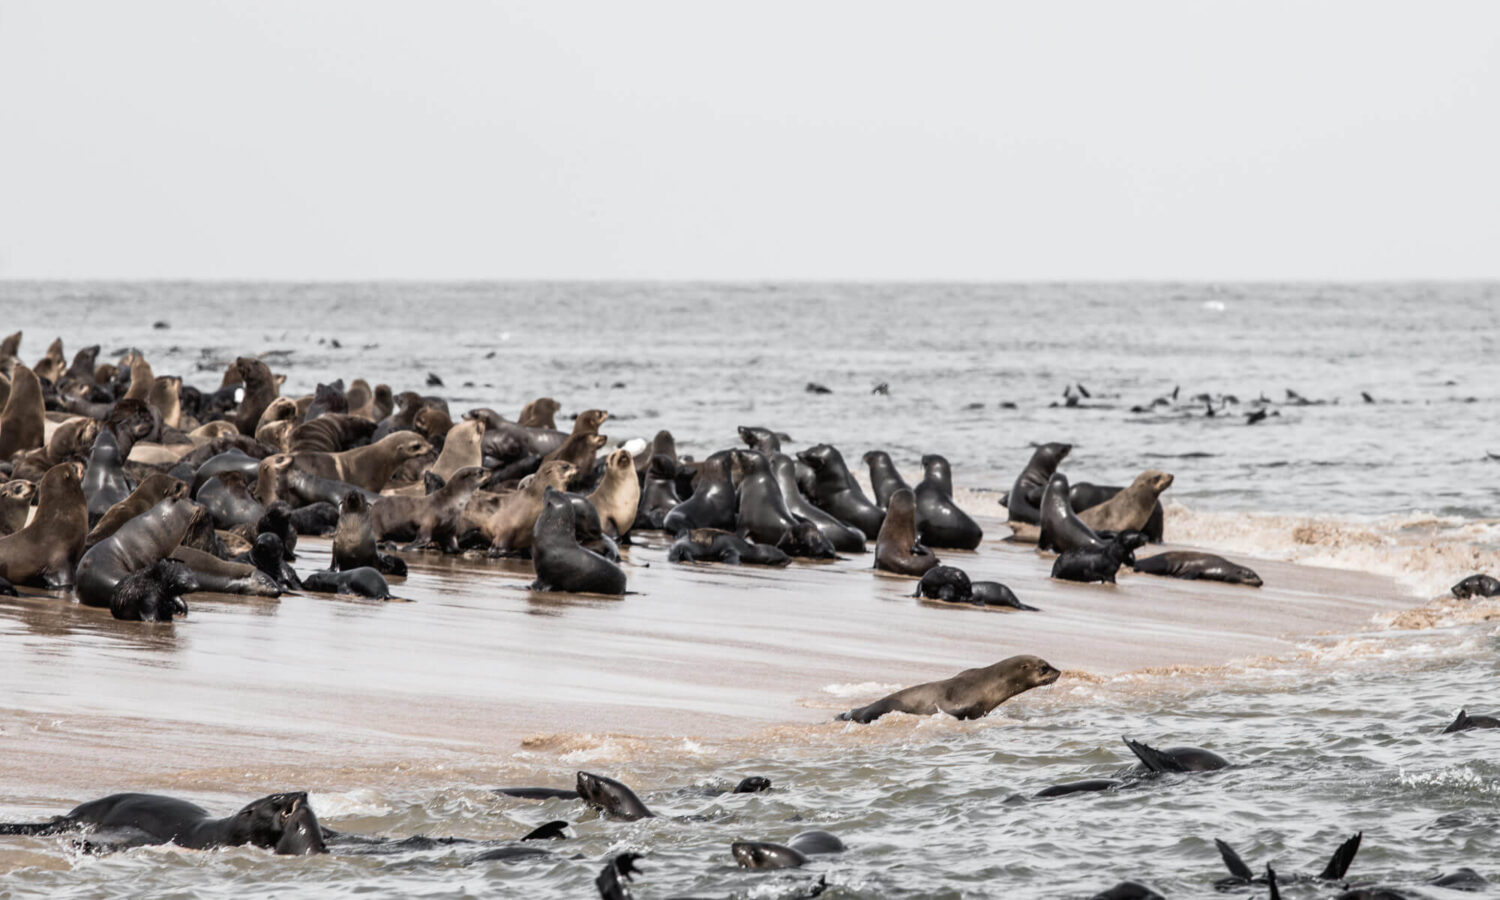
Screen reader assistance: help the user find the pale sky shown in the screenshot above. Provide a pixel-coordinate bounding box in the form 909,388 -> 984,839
1,1 -> 1496,280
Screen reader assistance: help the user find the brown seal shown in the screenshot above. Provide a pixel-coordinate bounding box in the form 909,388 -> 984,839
345,379 -> 372,415
588,448 -> 640,540
147,376 -> 183,429
372,465 -> 487,550
121,353 -> 155,403
1077,470 -> 1173,534
874,488 -> 939,577
0,364 -> 47,460
836,655 -> 1061,723
85,473 -> 190,549
429,418 -> 486,482
9,416 -> 100,481
0,330 -> 21,374
34,338 -> 66,384
482,460 -> 577,553
255,419 -> 295,452
0,462 -> 88,588
544,433 -> 607,488
0,479 -> 37,536
232,357 -> 280,436
189,421 -> 240,443
255,396 -> 298,433
291,432 -> 432,493
288,413 -> 376,453
518,397 -> 561,429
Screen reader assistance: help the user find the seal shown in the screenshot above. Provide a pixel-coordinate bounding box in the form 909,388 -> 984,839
861,450 -> 910,510
530,487 -> 626,594
371,465 -> 487,551
587,448 -> 640,541
836,654 -> 1060,723
110,557 -> 197,621
518,397 -> 561,429
247,533 -> 302,590
291,432 -> 433,493
83,428 -> 133,522
769,453 -> 865,552
1052,544 -> 1129,584
972,581 -> 1036,610
0,462 -> 88,588
1006,442 -> 1071,525
1089,882 -> 1165,900
1131,552 -> 1262,586
231,357 -> 280,437
289,501 -> 340,536
1037,473 -> 1111,554
147,375 -> 183,429
85,473 -> 190,549
562,491 -> 620,562
0,364 -> 46,460
1070,482 -> 1166,543
1451,574 -> 1500,599
0,791 -> 326,855
543,432 -> 607,489
661,450 -> 739,533
1123,737 -> 1229,773
482,460 -> 577,554
289,413 -> 376,453
303,567 -> 392,599
874,489 -> 938,577
0,479 -> 37,536
732,831 -> 845,869
303,381 -> 348,421
1077,470 -> 1173,534
232,501 -> 298,559
912,453 -> 983,550
634,455 -> 682,530
195,471 -> 265,530
912,565 -> 971,602
189,448 -> 264,494
429,418 -> 486,482
328,496 -> 389,581
732,449 -> 803,548
169,545 -> 281,596
668,528 -> 791,567
1035,779 -> 1124,799
1212,832 -> 1360,889
575,771 -> 654,820
635,429 -> 678,478
75,497 -> 194,607
798,444 -> 885,539
1442,709 -> 1500,733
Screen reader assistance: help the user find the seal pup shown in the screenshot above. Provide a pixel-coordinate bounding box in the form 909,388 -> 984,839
732,830 -> 845,869
530,487 -> 626,594
1451,574 -> 1500,598
661,450 -> 739,533
85,473 -> 189,549
1007,442 -> 1071,525
770,453 -> 865,552
1442,709 -> 1500,733
370,465 -> 486,551
912,453 -> 983,550
862,449 -> 910,510
913,565 -> 972,602
1052,543 -> 1130,584
248,533 -> 302,590
669,528 -> 791,567
1077,470 -> 1173,534
799,443 -> 884,539
588,448 -> 640,541
1037,473 -> 1111,554
303,567 -> 391,599
111,557 -> 197,621
874,489 -> 938,577
0,364 -> 46,460
836,655 -> 1060,723
0,791 -> 326,855
1132,551 -> 1262,586
0,462 -> 88,588
75,497 -> 195,606
0,479 -> 37,536
331,492 -> 405,575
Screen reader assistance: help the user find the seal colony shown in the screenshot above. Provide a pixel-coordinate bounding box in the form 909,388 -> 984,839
1,328 -> 1494,900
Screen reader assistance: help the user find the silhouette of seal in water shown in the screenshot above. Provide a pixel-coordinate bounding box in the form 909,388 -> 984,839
1088,881 -> 1165,900
496,775 -> 769,802
1124,738 -> 1230,774
1213,831 -> 1361,889
837,655 -> 1060,723
1442,709 -> 1500,733
0,791 -> 327,855
1131,551 -> 1262,586
576,771 -> 654,821
732,830 -> 845,869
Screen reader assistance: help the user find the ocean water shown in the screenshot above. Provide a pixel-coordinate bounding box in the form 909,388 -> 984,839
1,281 -> 1499,898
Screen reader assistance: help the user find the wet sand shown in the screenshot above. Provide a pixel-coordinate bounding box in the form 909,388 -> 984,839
0,512 -> 1415,807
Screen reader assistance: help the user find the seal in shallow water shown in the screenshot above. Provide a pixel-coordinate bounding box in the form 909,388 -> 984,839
303,566 -> 391,599
575,771 -> 654,820
1442,709 -> 1500,733
874,489 -> 938,577
912,453 -> 983,550
668,528 -> 791,567
530,488 -> 626,594
732,830 -> 845,869
836,654 -> 1060,723
1077,470 -> 1173,535
0,791 -> 326,855
1131,551 -> 1262,586
75,497 -> 194,606
1451,574 -> 1500,599
1007,442 -> 1071,525
0,462 -> 88,588
111,557 -> 197,621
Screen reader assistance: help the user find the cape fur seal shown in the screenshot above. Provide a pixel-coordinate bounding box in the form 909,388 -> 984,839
799,443 -> 884,539
482,460 -> 576,554
291,432 -> 432,493
668,528 -> 791,567
0,479 -> 37,536
1052,544 -> 1130,583
1451,574 -> 1500,599
1070,482 -> 1166,543
372,465 -> 486,551
912,453 -> 983,550
1442,709 -> 1500,733
83,428 -> 133,522
575,771 -> 653,820
0,462 -> 88,588
75,497 -> 194,607
874,489 -> 938,577
587,448 -> 640,541
913,565 -> 1036,610
769,452 -> 865,552
85,473 -> 189,549
1131,551 -> 1262,586
110,557 -> 197,621
0,364 -> 46,460
661,450 -> 739,533
1038,473 -> 1111,554
634,455 -> 682,530
1006,442 -> 1071,525
429,418 -> 486,482
303,567 -> 391,599
862,449 -> 910,510
231,358 -> 280,437
530,487 -> 626,594
1077,470 -> 1173,534
837,655 -> 1060,723
732,830 -> 845,869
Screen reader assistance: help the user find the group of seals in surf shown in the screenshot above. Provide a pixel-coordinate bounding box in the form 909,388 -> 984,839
4,331 -> 1500,897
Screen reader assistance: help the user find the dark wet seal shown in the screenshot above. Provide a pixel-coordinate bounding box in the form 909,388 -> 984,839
576,771 -> 654,821
1451,574 -> 1500,599
1131,551 -> 1262,587
1442,709 -> 1500,733
731,830 -> 844,869
1213,831 -> 1361,889
1089,881 -> 1164,900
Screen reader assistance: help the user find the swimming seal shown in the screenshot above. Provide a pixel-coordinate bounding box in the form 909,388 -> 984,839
1089,882 -> 1165,900
0,462 -> 88,588
913,565 -> 971,602
111,557 -> 197,621
0,791 -> 326,855
837,654 -> 1060,723
798,444 -> 885,539
668,528 -> 791,567
1131,552 -> 1262,587
587,448 -> 640,541
732,830 -> 845,869
661,450 -> 739,533
575,771 -> 654,820
303,567 -> 391,599
1006,442 -> 1071,525
874,489 -> 938,577
1035,779 -> 1125,799
1077,470 -> 1173,535
530,487 -> 626,594
1038,473 -> 1111,554
0,364 -> 46,460
1442,709 -> 1500,733
912,454 -> 983,550
769,453 -> 865,552
371,465 -> 486,551
75,497 -> 194,606
1451,574 -> 1500,599
1124,737 -> 1229,774
862,450 -> 910,510
1213,831 -> 1361,888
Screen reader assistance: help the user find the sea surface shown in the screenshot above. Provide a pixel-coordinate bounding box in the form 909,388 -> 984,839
1,281 -> 1498,898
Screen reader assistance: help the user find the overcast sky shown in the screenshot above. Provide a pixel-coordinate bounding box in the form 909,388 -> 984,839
1,2 -> 1496,280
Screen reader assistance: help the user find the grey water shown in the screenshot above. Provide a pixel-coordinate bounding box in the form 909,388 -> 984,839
1,281 -> 1499,899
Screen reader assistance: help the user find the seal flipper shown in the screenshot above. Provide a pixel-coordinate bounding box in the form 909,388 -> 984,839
0,817 -> 71,836
596,852 -> 643,900
1266,864 -> 1281,900
1214,838 -> 1254,881
519,820 -> 569,841
1443,709 -> 1472,733
1317,831 -> 1362,881
1124,737 -> 1189,774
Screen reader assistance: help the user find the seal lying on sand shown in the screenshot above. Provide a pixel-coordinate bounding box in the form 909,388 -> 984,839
913,565 -> 1036,610
668,528 -> 791,567
1132,551 -> 1262,586
836,655 -> 1060,723
0,791 -> 327,855
732,830 -> 845,869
